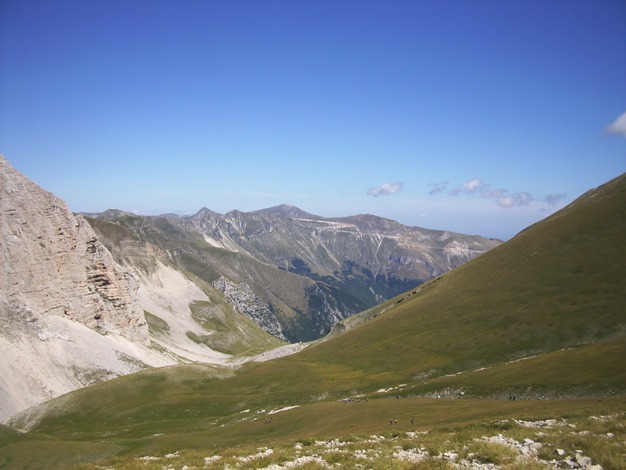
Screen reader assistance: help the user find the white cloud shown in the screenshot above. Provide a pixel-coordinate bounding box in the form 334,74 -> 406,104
367,181 -> 403,197
451,178 -> 483,196
441,177 -> 564,210
496,191 -> 532,208
428,181 -> 448,195
606,111 -> 626,137
479,187 -> 508,199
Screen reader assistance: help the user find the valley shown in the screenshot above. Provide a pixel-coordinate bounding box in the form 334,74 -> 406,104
86,203 -> 500,343
1,155 -> 625,469
2,1 -> 624,468
0,154 -> 497,422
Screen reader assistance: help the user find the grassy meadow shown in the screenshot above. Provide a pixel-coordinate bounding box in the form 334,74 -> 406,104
2,395 -> 625,469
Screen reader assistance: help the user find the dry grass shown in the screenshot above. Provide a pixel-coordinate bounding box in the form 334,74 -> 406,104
72,409 -> 625,469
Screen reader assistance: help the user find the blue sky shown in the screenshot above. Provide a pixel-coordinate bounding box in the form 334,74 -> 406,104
1,0 -> 625,240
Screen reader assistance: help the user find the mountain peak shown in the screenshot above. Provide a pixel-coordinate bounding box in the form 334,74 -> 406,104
192,207 -> 222,219
252,204 -> 319,219
81,209 -> 136,221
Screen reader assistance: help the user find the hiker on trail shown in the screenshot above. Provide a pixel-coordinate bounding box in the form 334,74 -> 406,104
411,418 -> 414,425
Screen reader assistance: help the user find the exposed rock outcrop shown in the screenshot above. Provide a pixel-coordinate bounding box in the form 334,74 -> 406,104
212,275 -> 286,340
0,155 -> 147,341
0,155 -> 163,420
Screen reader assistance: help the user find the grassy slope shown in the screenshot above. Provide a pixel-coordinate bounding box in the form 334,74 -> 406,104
188,298 -> 285,356
3,397 -> 625,469
296,172 -> 626,381
2,174 -> 625,469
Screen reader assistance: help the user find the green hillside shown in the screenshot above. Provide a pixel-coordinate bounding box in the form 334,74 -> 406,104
2,173 -> 625,469
295,172 -> 626,389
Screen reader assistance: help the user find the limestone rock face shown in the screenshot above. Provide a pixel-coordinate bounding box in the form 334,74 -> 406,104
212,275 -> 285,340
0,155 -> 160,421
0,155 -> 147,341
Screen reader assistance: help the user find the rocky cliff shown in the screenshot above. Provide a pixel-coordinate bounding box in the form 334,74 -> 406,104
0,156 -> 168,420
0,155 -> 147,340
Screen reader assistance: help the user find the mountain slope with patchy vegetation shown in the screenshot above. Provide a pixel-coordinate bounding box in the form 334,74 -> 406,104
87,204 -> 500,342
2,173 -> 624,469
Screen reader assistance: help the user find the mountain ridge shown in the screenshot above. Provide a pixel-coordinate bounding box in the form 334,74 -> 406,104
0,153 -> 500,421
88,203 -> 500,341
0,156 -> 285,421
3,171 -> 624,470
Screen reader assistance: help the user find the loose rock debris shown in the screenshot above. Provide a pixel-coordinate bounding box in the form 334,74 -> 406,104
134,415 -> 621,469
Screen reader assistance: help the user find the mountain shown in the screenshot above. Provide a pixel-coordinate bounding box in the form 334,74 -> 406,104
0,156 -> 283,421
87,203 -> 499,342
0,156 -> 165,420
0,155 -> 496,422
298,171 -> 626,398
252,203 -> 319,219
3,172 -> 623,469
